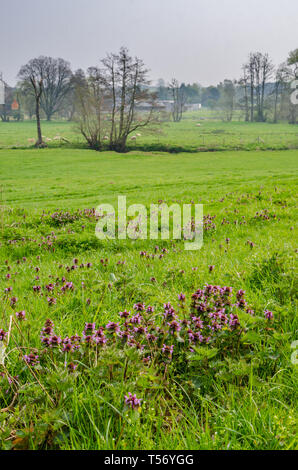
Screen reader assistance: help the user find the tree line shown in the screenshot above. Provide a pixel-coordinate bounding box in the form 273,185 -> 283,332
0,47 -> 297,151
156,49 -> 297,123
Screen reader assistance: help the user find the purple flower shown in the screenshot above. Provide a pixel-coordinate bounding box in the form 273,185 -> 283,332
133,302 -> 145,312
130,314 -> 142,324
49,335 -> 62,347
264,310 -> 273,320
15,310 -> 26,320
10,297 -> 18,307
84,322 -> 96,335
168,320 -> 181,334
46,283 -> 55,292
124,392 -> 142,410
119,309 -> 130,318
146,306 -> 154,313
68,362 -> 78,372
162,344 -> 174,356
0,329 -> 8,341
236,289 -> 245,300
106,322 -> 120,333
24,353 -> 39,366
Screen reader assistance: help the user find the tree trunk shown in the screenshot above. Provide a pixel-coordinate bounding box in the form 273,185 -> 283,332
35,98 -> 46,148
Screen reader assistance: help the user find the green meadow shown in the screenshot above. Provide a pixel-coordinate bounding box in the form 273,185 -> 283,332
0,119 -> 297,450
0,118 -> 297,152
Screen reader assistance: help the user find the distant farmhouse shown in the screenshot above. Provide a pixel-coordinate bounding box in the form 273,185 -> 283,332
136,100 -> 202,112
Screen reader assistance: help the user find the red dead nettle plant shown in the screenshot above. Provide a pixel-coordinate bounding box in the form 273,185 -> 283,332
2,285 -> 273,382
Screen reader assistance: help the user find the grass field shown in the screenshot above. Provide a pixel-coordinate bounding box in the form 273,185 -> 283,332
1,117 -> 298,152
0,119 -> 297,450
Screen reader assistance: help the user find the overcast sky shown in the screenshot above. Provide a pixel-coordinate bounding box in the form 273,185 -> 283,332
1,0 -> 297,86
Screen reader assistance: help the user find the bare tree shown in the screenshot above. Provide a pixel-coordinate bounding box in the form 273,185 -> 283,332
18,57 -> 47,147
247,55 -> 255,122
243,52 -> 274,122
40,57 -> 72,120
287,48 -> 298,124
169,79 -> 187,122
259,53 -> 274,121
75,48 -> 156,152
74,68 -> 106,150
101,48 -> 156,152
238,67 -> 249,121
272,63 -> 291,123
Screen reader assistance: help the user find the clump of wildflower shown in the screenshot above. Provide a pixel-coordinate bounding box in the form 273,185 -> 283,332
84,322 -> 96,335
119,309 -> 130,318
264,310 -> 273,320
163,303 -> 176,320
15,310 -> 26,320
162,344 -> 174,357
124,392 -> 142,410
106,322 -> 120,333
41,319 -> 55,338
62,340 -> 74,353
47,297 -> 57,305
93,327 -> 107,345
0,329 -> 8,341
146,306 -> 154,313
24,353 -> 39,366
68,362 -> 78,372
130,314 -> 142,324
10,297 -> 18,307
168,320 -> 181,334
133,302 -> 145,312
49,335 -> 62,347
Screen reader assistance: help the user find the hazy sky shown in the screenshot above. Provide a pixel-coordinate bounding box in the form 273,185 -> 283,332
1,0 -> 297,86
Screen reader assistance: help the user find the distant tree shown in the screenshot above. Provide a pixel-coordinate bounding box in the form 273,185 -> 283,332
201,86 -> 220,108
74,69 -> 103,150
218,79 -> 236,121
287,48 -> 298,124
243,52 -> 274,122
0,81 -> 14,122
246,56 -> 255,122
18,80 -> 36,119
39,57 -> 73,120
18,57 -> 47,147
75,48 -> 156,152
287,48 -> 298,70
238,67 -> 249,121
169,79 -> 187,122
184,83 -> 201,103
61,69 -> 85,121
157,78 -> 169,100
272,63 -> 291,123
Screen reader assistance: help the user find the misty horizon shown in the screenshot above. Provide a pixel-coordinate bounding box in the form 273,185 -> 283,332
1,0 -> 297,88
